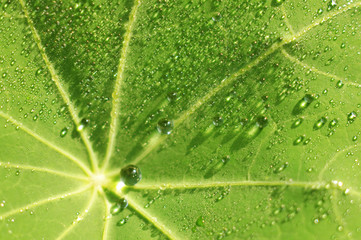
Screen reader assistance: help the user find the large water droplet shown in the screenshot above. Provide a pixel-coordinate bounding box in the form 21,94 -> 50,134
313,117 -> 327,130
120,165 -> 142,186
292,94 -> 314,115
157,118 -> 173,135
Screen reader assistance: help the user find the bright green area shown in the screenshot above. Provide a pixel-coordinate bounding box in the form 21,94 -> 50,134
1,0 -> 361,239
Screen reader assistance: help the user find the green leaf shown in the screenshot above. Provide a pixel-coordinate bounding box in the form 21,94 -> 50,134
1,0 -> 361,239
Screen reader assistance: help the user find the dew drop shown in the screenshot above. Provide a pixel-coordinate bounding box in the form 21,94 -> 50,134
77,118 -> 89,131
329,119 -> 338,128
212,116 -> 223,127
336,80 -> 344,88
313,117 -> 327,130
157,118 -> 173,135
110,198 -> 128,215
196,216 -> 205,227
292,94 -> 314,115
256,116 -> 268,129
291,118 -> 303,128
293,136 -> 304,145
347,111 -> 357,123
167,92 -> 178,102
274,162 -> 288,173
117,216 -> 129,226
120,165 -> 142,186
271,0 -> 284,7
60,127 -> 68,138
15,170 -> 20,176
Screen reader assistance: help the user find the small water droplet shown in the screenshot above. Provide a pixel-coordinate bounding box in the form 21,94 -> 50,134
77,118 -> 89,131
292,94 -> 314,115
293,136 -> 304,145
274,162 -> 288,173
291,118 -> 303,128
110,198 -> 128,215
335,80 -> 344,88
352,136 -> 357,141
347,111 -> 357,123
117,216 -> 129,226
157,118 -> 173,135
196,216 -> 205,227
256,116 -> 268,129
271,0 -> 284,7
329,119 -> 338,128
167,92 -> 178,102
120,165 -> 142,186
60,127 -> 68,137
212,116 -> 223,127
15,170 -> 20,176
313,117 -> 327,130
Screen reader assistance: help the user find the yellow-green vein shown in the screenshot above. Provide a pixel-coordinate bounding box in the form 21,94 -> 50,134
56,188 -> 97,240
0,184 -> 91,220
0,161 -> 88,181
102,0 -> 141,172
0,110 -> 92,176
17,0 -> 98,172
129,1 -> 361,166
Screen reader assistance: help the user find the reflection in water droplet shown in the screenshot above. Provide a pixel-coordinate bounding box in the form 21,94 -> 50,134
60,127 -> 68,137
347,111 -> 357,123
157,118 -> 174,135
313,117 -> 327,130
120,165 -> 142,186
292,94 -> 314,115
110,198 -> 128,215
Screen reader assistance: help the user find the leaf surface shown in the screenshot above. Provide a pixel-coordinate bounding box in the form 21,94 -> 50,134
1,0 -> 361,239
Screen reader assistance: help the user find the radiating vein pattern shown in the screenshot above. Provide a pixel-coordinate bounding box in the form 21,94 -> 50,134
0,184 -> 91,220
17,0 -> 98,172
0,110 -> 92,176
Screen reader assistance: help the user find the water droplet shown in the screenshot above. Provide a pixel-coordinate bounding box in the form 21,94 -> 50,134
117,216 -> 129,226
337,225 -> 344,232
196,216 -> 205,227
293,136 -> 304,145
292,94 -> 314,115
15,170 -> 20,176
60,127 -> 68,137
271,0 -> 284,7
167,92 -> 178,102
329,119 -> 338,128
335,80 -> 344,88
120,165 -> 142,186
347,111 -> 357,123
274,162 -> 288,173
157,118 -> 174,135
352,136 -> 358,141
110,198 -> 128,215
340,43 -> 345,49
256,116 -> 268,129
212,116 -> 223,127
291,118 -> 303,128
77,118 -> 89,131
313,117 -> 327,130
204,156 -> 230,179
